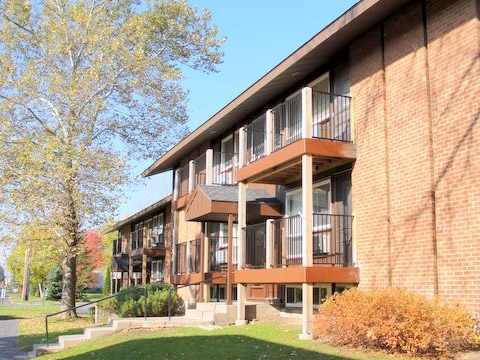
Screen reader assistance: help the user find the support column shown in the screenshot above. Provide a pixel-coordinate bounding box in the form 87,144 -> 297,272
188,160 -> 195,193
128,256 -> 133,287
200,223 -> 205,302
226,213 -> 233,305
205,149 -> 213,185
238,126 -> 246,168
236,181 -> 247,325
300,153 -> 313,339
302,87 -> 313,139
174,169 -> 180,201
265,219 -> 274,269
203,222 -> 210,302
300,283 -> 314,340
142,254 -> 147,285
266,109 -> 274,155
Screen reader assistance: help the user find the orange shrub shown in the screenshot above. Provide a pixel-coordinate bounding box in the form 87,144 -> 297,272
313,287 -> 475,357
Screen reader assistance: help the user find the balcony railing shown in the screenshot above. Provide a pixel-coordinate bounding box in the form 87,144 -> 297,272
272,94 -> 302,151
244,213 -> 353,268
175,239 -> 201,275
145,232 -> 164,248
312,91 -> 351,142
244,223 -> 266,268
112,239 -> 123,255
243,89 -> 352,165
177,164 -> 189,198
213,152 -> 238,185
209,235 -> 238,271
244,114 -> 267,165
130,230 -> 144,251
194,153 -> 206,187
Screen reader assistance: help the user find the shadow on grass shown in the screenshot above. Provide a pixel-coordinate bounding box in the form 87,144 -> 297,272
54,334 -> 358,360
0,315 -> 24,320
18,325 -> 86,352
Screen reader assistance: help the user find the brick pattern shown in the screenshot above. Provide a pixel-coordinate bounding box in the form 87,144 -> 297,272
352,0 -> 479,314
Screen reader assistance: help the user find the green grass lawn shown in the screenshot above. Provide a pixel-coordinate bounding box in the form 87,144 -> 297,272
38,323 -> 412,360
0,293 -> 93,351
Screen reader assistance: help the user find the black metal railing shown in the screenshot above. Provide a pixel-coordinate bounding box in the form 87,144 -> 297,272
285,215 -> 303,265
212,152 -> 238,185
271,218 -> 283,267
176,239 -> 201,274
244,114 -> 267,164
244,223 -> 266,268
272,93 -> 302,151
312,91 -> 351,142
194,153 -> 206,187
312,213 -> 353,266
177,164 -> 189,198
112,239 -> 123,255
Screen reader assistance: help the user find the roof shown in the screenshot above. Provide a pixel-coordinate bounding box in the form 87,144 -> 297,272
198,184 -> 280,203
105,194 -> 172,233
142,0 -> 411,177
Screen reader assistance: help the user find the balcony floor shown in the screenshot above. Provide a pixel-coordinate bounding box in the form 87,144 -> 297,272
237,138 -> 356,184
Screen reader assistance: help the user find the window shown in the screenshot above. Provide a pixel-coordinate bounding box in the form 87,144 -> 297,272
152,214 -> 164,245
285,286 -> 303,307
285,189 -> 302,260
313,180 -> 331,255
151,259 -> 164,282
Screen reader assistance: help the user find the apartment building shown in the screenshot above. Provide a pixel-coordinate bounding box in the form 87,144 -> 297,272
108,196 -> 173,293
111,0 -> 478,338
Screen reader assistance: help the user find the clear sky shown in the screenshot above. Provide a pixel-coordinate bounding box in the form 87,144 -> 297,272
116,0 -> 359,220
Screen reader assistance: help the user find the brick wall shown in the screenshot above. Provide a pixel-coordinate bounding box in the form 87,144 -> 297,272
351,0 -> 479,314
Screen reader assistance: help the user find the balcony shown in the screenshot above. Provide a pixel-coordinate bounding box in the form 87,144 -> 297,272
175,239 -> 201,275
243,213 -> 353,268
209,235 -> 238,272
237,89 -> 355,184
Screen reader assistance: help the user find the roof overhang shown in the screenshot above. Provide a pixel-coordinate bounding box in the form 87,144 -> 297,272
105,195 -> 172,234
185,185 -> 282,222
142,0 -> 411,177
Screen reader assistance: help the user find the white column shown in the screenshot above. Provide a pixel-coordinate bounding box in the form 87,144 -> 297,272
205,149 -> 213,185
302,154 -> 313,267
173,169 -> 180,201
238,126 -> 246,168
300,283 -> 314,340
188,160 -> 195,193
302,87 -> 313,139
236,181 -> 247,325
265,219 -> 274,269
266,109 -> 274,155
300,153 -> 313,339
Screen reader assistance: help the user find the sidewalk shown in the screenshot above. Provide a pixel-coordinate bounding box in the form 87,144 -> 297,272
0,317 -> 28,360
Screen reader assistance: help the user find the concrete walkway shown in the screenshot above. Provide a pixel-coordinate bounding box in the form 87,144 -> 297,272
0,318 -> 28,360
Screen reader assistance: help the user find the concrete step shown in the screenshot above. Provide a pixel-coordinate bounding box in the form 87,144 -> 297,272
58,334 -> 86,349
30,316 -> 217,357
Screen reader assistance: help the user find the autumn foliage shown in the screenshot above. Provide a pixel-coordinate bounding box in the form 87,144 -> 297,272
313,287 -> 476,358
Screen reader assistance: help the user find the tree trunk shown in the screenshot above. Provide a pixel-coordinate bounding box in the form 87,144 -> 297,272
61,255 -> 77,318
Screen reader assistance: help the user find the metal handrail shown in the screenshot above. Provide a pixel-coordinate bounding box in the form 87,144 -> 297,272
167,275 -> 227,321
45,285 -> 150,347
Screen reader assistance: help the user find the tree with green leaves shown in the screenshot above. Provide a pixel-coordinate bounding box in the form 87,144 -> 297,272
0,0 -> 224,317
46,263 -> 63,301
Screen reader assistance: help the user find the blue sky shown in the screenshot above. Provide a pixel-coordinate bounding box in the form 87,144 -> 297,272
117,0 -> 359,220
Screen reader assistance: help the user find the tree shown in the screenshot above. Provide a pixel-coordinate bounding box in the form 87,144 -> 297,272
103,265 -> 111,296
0,264 -> 5,284
46,263 -> 63,301
0,0 -> 223,317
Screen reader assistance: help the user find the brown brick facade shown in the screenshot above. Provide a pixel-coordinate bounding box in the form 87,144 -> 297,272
352,0 -> 479,314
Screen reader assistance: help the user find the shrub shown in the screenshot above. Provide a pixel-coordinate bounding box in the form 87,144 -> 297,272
98,283 -> 180,317
313,287 -> 476,358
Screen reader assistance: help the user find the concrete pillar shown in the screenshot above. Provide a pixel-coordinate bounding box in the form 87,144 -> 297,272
265,219 -> 274,269
205,149 -> 213,185
302,154 -> 313,267
174,168 -> 180,201
236,181 -> 247,324
188,160 -> 195,193
302,87 -> 313,139
266,109 -> 274,155
238,126 -> 246,168
226,213 -> 233,305
300,283 -> 314,340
